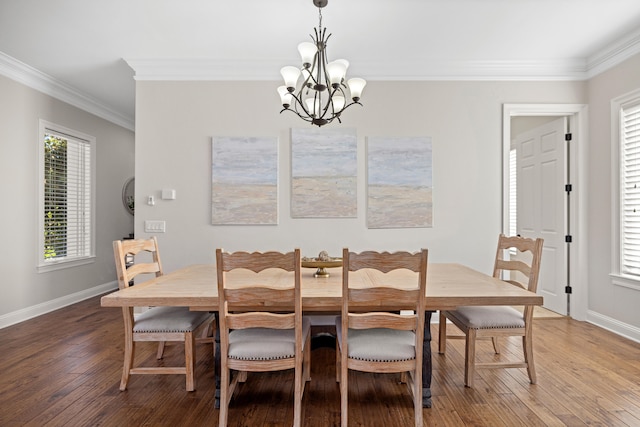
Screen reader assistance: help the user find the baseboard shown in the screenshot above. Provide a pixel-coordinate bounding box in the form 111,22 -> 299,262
0,281 -> 118,329
586,310 -> 640,343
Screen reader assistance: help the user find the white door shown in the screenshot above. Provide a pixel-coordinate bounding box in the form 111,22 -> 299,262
515,117 -> 567,315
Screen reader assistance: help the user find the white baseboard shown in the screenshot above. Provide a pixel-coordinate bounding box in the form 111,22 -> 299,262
586,310 -> 640,343
0,281 -> 118,329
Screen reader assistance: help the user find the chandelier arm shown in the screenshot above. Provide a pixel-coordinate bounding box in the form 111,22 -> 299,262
289,91 -> 313,118
317,85 -> 343,119
279,106 -> 314,124
336,100 -> 363,113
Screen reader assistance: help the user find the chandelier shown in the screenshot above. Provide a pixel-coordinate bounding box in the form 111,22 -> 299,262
277,0 -> 366,127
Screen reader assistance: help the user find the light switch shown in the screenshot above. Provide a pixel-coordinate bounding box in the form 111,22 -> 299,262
144,220 -> 166,233
162,189 -> 176,200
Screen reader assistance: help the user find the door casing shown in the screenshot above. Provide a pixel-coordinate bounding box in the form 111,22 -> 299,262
502,104 -> 588,320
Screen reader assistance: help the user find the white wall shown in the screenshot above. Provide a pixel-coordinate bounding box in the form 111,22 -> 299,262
587,53 -> 640,335
0,74 -> 134,325
134,80 -> 585,277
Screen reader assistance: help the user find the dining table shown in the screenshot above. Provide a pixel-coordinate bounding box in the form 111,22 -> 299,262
101,262 -> 543,408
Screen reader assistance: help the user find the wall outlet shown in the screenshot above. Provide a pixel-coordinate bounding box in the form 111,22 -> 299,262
144,220 -> 166,233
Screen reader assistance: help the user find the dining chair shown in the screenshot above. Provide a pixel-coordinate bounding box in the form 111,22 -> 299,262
113,237 -> 214,391
438,233 -> 544,388
216,248 -> 311,427
336,248 -> 428,427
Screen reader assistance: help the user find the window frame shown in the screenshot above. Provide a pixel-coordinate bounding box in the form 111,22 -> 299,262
37,120 -> 96,272
611,88 -> 640,291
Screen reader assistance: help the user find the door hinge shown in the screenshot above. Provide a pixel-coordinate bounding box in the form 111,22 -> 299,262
565,235 -> 572,243
565,133 -> 572,141
565,286 -> 572,294
565,184 -> 572,192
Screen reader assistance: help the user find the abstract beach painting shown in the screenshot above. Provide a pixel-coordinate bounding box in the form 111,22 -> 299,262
366,136 -> 432,228
211,136 -> 278,225
291,127 -> 357,218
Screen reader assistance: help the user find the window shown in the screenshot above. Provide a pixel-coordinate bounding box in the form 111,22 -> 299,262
38,120 -> 95,271
612,89 -> 640,289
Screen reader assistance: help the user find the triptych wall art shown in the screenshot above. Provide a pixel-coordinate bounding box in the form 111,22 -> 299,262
211,132 -> 432,228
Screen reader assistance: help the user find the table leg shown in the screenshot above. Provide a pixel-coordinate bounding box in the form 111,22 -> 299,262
422,310 -> 433,408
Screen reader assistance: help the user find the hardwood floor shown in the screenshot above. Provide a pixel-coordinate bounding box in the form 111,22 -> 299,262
1,295 -> 639,426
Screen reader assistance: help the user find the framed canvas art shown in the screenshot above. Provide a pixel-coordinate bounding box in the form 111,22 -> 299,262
366,136 -> 432,228
211,136 -> 278,225
291,127 -> 357,218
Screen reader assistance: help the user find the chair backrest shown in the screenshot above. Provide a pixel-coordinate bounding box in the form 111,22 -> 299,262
216,248 -> 302,334
113,237 -> 163,290
342,248 -> 428,334
492,234 -> 544,293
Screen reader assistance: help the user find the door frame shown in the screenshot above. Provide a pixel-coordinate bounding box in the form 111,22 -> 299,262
502,104 -> 588,320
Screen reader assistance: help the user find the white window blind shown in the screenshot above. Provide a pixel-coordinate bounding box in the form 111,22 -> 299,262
621,102 -> 640,277
39,121 -> 95,270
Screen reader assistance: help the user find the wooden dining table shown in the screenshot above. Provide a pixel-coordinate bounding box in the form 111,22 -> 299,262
101,263 -> 543,408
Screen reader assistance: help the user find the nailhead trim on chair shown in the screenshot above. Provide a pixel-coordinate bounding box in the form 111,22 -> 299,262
445,306 -> 525,329
133,306 -> 213,333
228,318 -> 310,361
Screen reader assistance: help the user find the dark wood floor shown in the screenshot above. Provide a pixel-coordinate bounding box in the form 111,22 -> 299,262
1,296 -> 639,426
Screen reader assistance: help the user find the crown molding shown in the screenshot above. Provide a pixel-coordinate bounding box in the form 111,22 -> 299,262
127,57 -> 589,82
127,29 -> 640,83
3,26 -> 639,133
0,52 -> 134,131
586,28 -> 640,78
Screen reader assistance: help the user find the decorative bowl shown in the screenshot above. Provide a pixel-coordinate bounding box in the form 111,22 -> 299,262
301,258 -> 342,277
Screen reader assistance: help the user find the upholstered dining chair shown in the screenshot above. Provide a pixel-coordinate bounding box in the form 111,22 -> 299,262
113,237 -> 214,391
336,248 -> 428,427
216,248 -> 311,427
438,234 -> 544,388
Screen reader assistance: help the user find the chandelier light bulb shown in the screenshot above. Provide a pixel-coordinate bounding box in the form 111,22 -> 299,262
326,60 -> 348,87
298,42 -> 317,68
277,86 -> 293,108
332,95 -> 345,112
347,78 -> 366,102
305,98 -> 319,117
281,66 -> 301,91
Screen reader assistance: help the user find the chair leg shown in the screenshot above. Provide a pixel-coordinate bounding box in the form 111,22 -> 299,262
523,334 -> 537,384
304,332 -> 311,382
340,360 -> 348,427
438,311 -> 447,354
294,356 -> 303,427
491,337 -> 501,354
464,329 -> 476,388
219,365 -> 229,427
413,369 -> 423,427
400,371 -> 408,384
185,332 -> 196,391
335,340 -> 341,383
156,341 -> 166,359
120,334 -> 134,391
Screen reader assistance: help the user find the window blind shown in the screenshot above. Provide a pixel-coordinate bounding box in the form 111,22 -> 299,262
43,131 -> 92,263
621,103 -> 640,276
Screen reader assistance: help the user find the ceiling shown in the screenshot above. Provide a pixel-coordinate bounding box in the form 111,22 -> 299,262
2,0 -> 640,131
